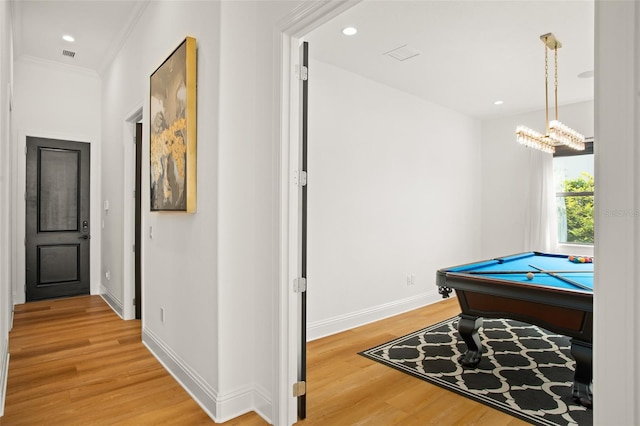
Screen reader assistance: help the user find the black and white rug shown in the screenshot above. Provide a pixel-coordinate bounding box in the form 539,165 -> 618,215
360,317 -> 592,426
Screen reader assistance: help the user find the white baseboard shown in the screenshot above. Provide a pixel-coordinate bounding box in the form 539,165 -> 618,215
0,338 -> 9,416
142,328 -> 218,419
142,327 -> 272,424
253,384 -> 273,424
307,291 -> 442,341
214,383 -> 260,423
100,285 -> 123,318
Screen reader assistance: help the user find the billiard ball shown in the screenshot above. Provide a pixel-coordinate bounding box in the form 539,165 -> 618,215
526,272 -> 534,280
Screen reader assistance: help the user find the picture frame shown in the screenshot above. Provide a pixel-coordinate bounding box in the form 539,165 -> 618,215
150,36 -> 197,212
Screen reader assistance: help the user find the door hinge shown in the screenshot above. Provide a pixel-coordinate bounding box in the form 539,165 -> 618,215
133,298 -> 136,306
299,171 -> 307,186
132,244 -> 135,253
299,65 -> 308,81
24,146 -> 27,155
293,381 -> 306,397
293,171 -> 307,187
293,277 -> 307,293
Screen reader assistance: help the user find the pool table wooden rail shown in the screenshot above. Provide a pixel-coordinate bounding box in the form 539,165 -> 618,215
436,270 -> 593,341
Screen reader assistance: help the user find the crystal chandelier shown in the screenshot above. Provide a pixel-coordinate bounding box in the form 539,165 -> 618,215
516,33 -> 585,154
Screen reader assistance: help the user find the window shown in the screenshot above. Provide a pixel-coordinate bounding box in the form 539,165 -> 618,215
553,140 -> 594,244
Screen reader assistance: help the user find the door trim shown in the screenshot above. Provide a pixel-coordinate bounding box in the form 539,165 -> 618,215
122,105 -> 143,320
14,129 -> 100,305
276,2 -> 361,424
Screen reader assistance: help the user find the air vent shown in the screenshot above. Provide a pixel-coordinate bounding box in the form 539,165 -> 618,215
62,49 -> 76,58
384,45 -> 421,62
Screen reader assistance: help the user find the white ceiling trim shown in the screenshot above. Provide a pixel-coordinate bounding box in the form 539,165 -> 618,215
98,0 -> 150,76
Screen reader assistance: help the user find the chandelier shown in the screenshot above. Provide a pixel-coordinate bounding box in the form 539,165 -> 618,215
516,33 -> 585,154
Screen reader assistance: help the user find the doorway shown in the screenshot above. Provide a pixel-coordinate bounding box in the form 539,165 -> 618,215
278,3 -> 360,423
121,107 -> 143,321
25,136 -> 91,301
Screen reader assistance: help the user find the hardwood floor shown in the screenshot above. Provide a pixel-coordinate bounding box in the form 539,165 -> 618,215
1,295 -> 526,425
300,297 -> 526,426
1,296 -> 216,425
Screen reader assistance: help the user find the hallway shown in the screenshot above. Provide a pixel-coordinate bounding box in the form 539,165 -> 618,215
1,296 -> 261,425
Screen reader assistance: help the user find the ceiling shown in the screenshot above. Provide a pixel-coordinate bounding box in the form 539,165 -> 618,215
307,1 -> 594,119
11,0 -> 594,120
11,0 -> 147,75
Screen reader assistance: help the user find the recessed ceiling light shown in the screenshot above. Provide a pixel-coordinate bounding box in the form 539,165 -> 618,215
342,27 -> 357,36
494,100 -> 504,105
62,35 -> 75,42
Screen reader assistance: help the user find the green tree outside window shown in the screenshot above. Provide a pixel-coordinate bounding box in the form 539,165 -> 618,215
558,172 -> 594,244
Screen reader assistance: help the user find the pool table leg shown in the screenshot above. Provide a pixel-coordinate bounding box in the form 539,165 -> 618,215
570,339 -> 593,408
457,314 -> 483,367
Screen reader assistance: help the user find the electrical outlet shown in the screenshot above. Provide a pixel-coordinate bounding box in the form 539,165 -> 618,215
105,270 -> 111,281
407,274 -> 415,286
160,307 -> 165,323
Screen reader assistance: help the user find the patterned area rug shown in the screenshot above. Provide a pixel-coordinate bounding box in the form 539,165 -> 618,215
360,317 -> 592,426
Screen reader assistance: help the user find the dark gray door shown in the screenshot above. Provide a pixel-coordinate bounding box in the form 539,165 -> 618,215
135,123 -> 142,319
298,40 -> 309,420
26,137 -> 91,301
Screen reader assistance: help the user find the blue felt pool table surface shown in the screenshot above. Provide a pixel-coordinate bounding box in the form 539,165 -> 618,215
445,252 -> 593,292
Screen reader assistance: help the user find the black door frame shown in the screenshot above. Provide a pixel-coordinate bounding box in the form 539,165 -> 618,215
297,40 -> 309,420
135,123 -> 143,320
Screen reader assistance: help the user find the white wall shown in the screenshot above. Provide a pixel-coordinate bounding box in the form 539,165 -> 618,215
101,1 -> 302,423
218,2 -> 303,420
0,0 -> 14,414
594,1 -> 640,423
481,100 -> 594,257
11,58 -> 102,305
100,0 -> 222,418
307,59 -> 482,339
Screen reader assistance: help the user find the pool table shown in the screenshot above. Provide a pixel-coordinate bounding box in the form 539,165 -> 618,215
436,251 -> 593,408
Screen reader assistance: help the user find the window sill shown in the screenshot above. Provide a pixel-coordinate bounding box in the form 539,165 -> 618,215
555,243 -> 594,257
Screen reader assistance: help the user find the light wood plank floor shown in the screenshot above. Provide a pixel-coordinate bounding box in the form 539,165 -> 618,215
1,295 -> 526,425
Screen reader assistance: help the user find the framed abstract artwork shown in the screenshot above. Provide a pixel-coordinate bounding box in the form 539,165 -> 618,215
150,36 -> 197,212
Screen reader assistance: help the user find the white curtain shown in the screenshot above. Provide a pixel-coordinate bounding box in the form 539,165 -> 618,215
524,149 -> 558,253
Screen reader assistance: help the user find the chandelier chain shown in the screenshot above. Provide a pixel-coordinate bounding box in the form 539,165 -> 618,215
554,47 -> 559,121
544,41 -> 549,133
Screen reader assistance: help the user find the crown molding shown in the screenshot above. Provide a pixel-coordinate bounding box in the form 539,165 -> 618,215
98,0 -> 150,77
17,55 -> 100,79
